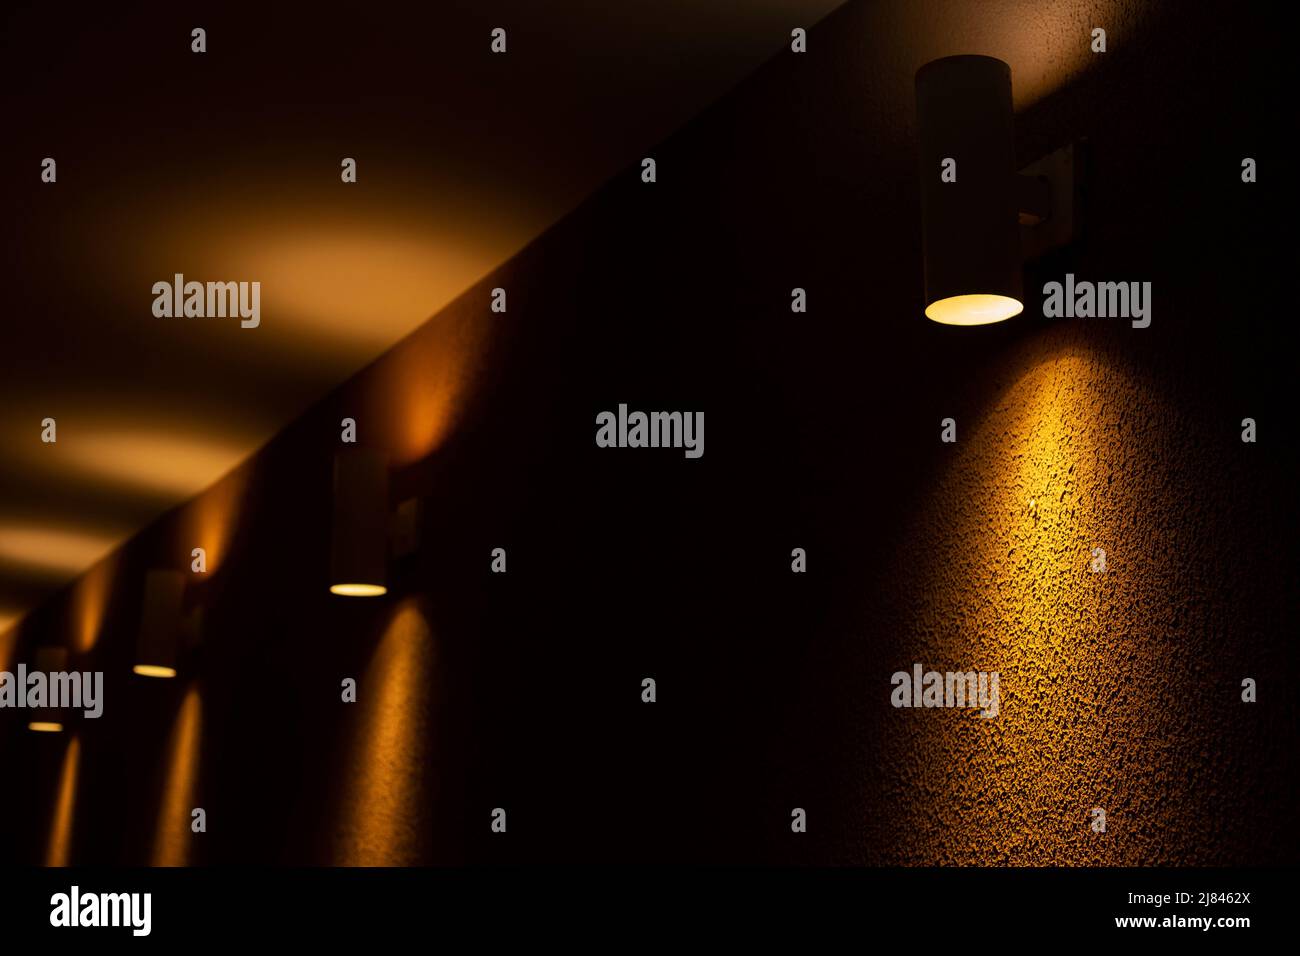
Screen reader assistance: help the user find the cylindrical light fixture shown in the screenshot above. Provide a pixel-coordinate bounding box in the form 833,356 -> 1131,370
330,448 -> 389,597
29,645 -> 68,732
915,55 -> 1023,325
135,568 -> 184,677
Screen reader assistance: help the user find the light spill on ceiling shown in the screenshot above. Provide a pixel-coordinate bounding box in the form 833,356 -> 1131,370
0,0 -> 849,636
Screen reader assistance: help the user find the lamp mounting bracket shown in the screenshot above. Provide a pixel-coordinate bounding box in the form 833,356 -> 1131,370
1018,141 -> 1084,261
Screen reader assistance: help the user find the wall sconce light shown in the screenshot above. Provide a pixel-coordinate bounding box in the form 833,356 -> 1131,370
916,55 -> 1068,326
330,448 -> 389,597
28,645 -> 68,731
134,569 -> 184,678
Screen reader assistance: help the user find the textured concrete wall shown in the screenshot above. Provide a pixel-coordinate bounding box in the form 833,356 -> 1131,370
871,327 -> 1291,864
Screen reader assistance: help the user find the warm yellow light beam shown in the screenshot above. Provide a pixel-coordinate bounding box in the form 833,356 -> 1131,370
152,686 -> 202,866
882,341 -> 1190,865
0,621 -> 18,669
46,735 -> 81,865
71,557 -> 117,653
334,598 -> 436,865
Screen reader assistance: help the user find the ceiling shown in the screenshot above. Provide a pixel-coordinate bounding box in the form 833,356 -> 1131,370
0,0 -> 851,634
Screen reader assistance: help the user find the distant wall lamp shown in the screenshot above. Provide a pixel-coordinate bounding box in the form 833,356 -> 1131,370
329,448 -> 389,597
135,569 -> 184,677
28,645 -> 68,731
915,55 -> 1061,326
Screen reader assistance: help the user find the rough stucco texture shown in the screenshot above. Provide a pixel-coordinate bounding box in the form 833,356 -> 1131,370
826,326 -> 1294,865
